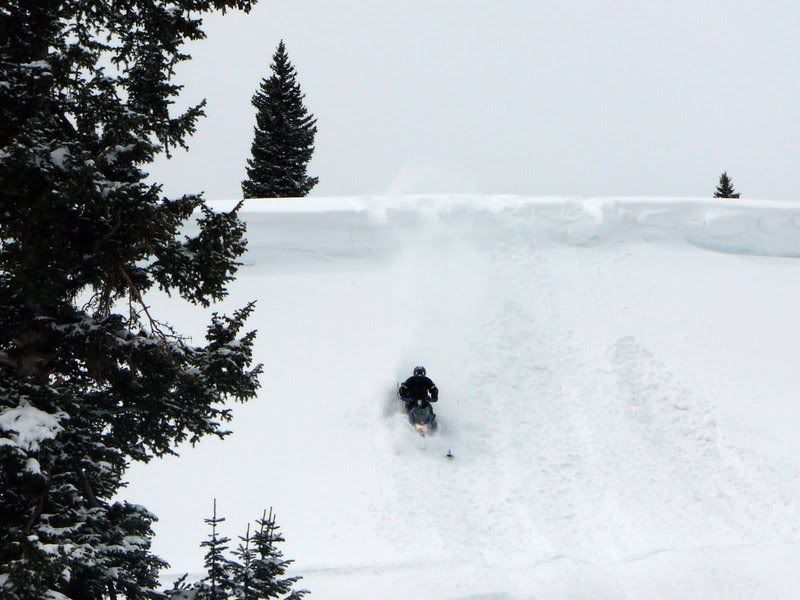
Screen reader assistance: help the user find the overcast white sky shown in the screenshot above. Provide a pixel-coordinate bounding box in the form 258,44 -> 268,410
148,0 -> 800,201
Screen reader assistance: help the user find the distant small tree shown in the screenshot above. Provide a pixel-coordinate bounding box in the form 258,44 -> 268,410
714,171 -> 740,198
250,508 -> 307,598
232,523 -> 256,599
168,505 -> 307,599
242,41 -> 318,199
196,500 -> 238,600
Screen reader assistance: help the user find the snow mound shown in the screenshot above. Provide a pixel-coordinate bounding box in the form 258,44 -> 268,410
209,195 -> 800,258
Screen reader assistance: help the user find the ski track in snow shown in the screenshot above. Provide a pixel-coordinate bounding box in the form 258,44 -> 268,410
372,217 -> 800,588
363,217 -> 800,595
129,197 -> 800,598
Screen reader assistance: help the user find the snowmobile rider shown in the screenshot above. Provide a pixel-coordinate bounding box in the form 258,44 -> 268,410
399,366 -> 438,417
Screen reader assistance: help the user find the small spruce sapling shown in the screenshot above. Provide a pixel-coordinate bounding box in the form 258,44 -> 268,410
250,508 -> 307,599
232,523 -> 256,599
167,504 -> 308,599
196,499 -> 239,600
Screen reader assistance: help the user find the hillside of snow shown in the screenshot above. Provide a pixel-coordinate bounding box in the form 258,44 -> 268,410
126,196 -> 800,598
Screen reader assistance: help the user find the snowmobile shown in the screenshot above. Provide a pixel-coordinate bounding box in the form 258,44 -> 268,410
407,398 -> 438,436
396,385 -> 452,456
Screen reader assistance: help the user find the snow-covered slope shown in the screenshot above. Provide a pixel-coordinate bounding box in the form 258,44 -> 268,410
127,196 -> 800,598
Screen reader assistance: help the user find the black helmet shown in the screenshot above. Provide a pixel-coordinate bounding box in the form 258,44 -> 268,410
413,365 -> 426,376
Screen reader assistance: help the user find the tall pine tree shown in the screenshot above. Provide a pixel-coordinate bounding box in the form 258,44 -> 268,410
714,171 -> 741,198
0,1 -> 262,598
241,41 -> 318,199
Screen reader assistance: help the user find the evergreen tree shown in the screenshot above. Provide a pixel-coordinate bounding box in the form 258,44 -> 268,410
196,500 -> 239,600
232,523 -> 256,600
241,41 -> 318,199
167,507 -> 307,600
0,1 -> 262,598
250,508 -> 307,599
714,171 -> 741,198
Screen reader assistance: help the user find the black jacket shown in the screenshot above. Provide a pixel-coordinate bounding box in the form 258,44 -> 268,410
399,375 -> 438,402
